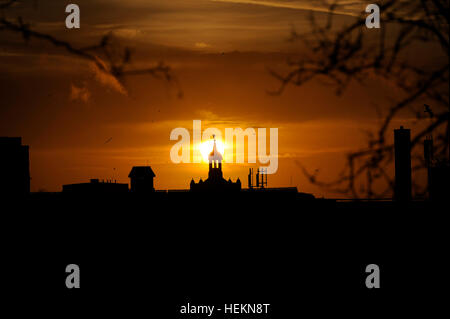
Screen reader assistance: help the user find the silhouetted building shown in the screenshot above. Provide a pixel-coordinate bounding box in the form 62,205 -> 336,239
394,126 -> 412,201
424,136 -> 433,197
424,136 -> 433,168
424,135 -> 450,201
0,137 -> 30,196
428,163 -> 450,201
190,136 -> 241,192
63,179 -> 128,194
129,166 -> 156,192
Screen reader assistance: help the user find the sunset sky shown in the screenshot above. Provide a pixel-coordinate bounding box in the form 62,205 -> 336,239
0,0 -> 444,197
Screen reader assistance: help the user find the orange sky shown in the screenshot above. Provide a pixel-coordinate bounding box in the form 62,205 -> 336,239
0,0 -> 443,197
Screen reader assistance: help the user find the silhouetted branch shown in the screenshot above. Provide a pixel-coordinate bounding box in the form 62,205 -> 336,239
282,0 -> 449,198
0,0 -> 182,97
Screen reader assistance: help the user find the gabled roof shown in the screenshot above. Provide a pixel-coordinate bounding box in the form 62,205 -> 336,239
128,166 -> 156,178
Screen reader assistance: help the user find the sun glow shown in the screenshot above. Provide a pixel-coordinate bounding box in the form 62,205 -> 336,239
199,139 -> 226,162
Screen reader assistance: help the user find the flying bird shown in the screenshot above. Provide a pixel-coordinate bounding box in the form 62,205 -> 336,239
424,104 -> 434,118
104,137 -> 113,144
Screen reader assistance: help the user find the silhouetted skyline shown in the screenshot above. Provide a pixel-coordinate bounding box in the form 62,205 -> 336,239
1,1 -> 447,197
2,127 -> 448,200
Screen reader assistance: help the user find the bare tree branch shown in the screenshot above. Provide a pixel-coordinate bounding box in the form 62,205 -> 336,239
0,1 -> 182,97
280,0 -> 449,198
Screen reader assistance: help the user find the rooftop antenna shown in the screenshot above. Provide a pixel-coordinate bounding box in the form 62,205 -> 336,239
265,169 -> 268,187
256,169 -> 259,188
261,168 -> 267,188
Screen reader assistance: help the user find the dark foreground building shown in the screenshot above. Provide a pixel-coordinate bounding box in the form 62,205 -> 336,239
429,164 -> 450,201
424,135 -> 450,201
63,179 -> 128,194
129,166 -> 156,192
190,138 -> 241,192
0,137 -> 30,196
394,126 -> 412,201
62,166 -> 157,195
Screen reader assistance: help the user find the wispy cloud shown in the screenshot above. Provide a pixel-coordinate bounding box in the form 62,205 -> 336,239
195,42 -> 212,49
89,60 -> 127,95
211,0 -> 364,16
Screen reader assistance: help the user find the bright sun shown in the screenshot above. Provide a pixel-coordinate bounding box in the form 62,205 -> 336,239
199,139 -> 226,162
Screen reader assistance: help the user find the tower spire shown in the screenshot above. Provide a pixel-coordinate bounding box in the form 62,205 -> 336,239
208,135 -> 222,163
